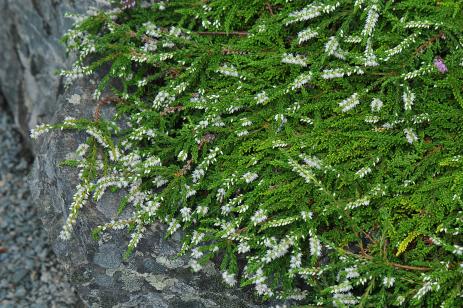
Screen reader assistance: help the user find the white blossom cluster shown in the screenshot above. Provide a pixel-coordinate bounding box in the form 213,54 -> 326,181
59,182 -> 91,240
247,267 -> 273,297
281,53 -> 308,67
403,87 -> 415,111
191,147 -> 222,183
152,90 -> 175,109
403,63 -> 434,80
286,2 -> 340,25
325,36 -> 346,60
263,236 -> 296,263
370,98 -> 383,112
405,20 -> 442,29
404,128 -> 418,144
290,72 -> 313,90
361,4 -> 379,37
339,93 -> 360,112
297,27 -> 319,44
255,91 -> 269,105
383,33 -> 420,60
216,64 -> 240,77
242,172 -> 259,183
221,271 -> 237,286
251,209 -> 267,226
413,276 -> 440,300
30,123 -> 53,139
93,175 -> 129,202
321,66 -> 364,79
345,196 -> 370,210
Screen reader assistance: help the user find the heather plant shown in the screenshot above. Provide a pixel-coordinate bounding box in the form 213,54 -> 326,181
31,0 -> 463,306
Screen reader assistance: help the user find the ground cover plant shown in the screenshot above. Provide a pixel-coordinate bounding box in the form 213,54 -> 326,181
31,0 -> 463,306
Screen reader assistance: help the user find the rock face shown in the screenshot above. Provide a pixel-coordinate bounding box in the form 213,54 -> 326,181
0,0 -> 106,143
1,1 -> 265,306
30,78 -> 261,307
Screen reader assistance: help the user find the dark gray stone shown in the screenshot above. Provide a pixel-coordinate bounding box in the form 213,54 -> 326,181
0,0 -> 109,146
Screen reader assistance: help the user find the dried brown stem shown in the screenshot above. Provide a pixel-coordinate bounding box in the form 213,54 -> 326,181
94,96 -> 124,121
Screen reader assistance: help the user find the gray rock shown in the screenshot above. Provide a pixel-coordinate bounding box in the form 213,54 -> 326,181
0,0 -> 109,146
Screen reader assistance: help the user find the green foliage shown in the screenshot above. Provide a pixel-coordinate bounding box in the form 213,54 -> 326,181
34,0 -> 463,306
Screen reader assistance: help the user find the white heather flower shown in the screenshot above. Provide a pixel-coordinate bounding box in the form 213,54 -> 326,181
238,242 -> 251,254
395,296 -> 406,306
297,27 -> 318,44
76,144 -> 90,157
167,218 -> 181,236
178,150 -> 188,162
241,118 -> 253,127
361,5 -> 379,37
59,182 -> 91,240
196,205 -> 208,216
364,39 -> 379,67
255,91 -> 269,105
384,33 -> 420,59
405,20 -> 440,29
325,36 -> 345,60
222,271 -> 237,286
153,90 -> 175,109
403,88 -> 415,111
321,67 -> 364,80
153,176 -> 168,188
274,114 -> 287,124
144,156 -> 162,168
365,115 -> 380,123
180,207 -> 192,222
290,253 -> 302,269
251,209 -> 267,226
301,210 -> 313,221
453,245 -> 463,256
309,235 -> 322,257
383,277 -> 395,288
290,72 -> 313,90
281,53 -> 308,67
331,281 -> 353,294
242,172 -> 258,183
404,128 -> 418,144
263,237 -> 294,263
30,123 -> 53,139
345,197 -> 370,210
189,259 -> 202,272
339,93 -> 360,113
216,188 -> 226,203
370,98 -> 383,112
191,248 -> 203,259
325,36 -> 339,56
216,64 -> 240,77
236,130 -> 249,137
300,154 -> 322,169
286,2 -> 340,25
221,204 -> 231,215
192,168 -> 205,183
413,281 -> 434,300
345,267 -> 359,279
355,166 -> 372,178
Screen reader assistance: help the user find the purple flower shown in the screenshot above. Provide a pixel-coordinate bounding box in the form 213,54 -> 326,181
434,56 -> 448,74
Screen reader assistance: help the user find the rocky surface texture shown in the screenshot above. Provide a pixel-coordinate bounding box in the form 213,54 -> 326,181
30,79 -> 262,307
0,0 -> 107,145
0,95 -> 79,307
